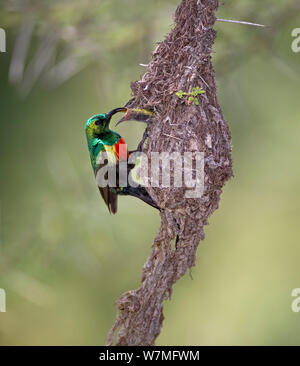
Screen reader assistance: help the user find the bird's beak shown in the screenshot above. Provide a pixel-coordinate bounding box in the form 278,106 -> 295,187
115,108 -> 132,126
106,107 -> 128,120
115,108 -> 154,126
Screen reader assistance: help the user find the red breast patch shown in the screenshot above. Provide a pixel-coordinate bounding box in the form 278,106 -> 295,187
113,138 -> 129,161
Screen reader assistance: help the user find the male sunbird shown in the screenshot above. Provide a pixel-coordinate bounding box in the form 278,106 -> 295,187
85,107 -> 157,214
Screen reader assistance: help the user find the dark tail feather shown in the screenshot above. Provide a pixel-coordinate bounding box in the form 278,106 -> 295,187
98,186 -> 118,214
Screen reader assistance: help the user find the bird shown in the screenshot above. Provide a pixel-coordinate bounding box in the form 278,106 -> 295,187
85,107 -> 158,214
115,102 -> 155,150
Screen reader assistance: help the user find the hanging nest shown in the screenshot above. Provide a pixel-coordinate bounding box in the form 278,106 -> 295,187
107,0 -> 233,346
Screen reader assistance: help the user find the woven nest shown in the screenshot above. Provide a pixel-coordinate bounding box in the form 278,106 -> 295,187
107,0 -> 233,346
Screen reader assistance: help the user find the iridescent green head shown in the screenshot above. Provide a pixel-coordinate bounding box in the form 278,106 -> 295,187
85,108 -> 127,137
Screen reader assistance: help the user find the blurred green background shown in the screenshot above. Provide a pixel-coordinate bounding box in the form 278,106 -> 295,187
0,0 -> 300,345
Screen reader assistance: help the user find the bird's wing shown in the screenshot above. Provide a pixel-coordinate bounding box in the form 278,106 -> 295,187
94,139 -> 128,214
95,145 -> 119,214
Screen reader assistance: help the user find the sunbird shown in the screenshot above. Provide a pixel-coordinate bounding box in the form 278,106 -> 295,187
85,107 -> 158,214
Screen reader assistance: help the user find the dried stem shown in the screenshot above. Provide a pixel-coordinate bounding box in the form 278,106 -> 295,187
216,18 -> 266,28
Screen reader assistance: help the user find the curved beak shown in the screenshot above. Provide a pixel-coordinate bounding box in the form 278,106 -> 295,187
115,108 -> 134,127
106,107 -> 128,120
115,108 -> 154,126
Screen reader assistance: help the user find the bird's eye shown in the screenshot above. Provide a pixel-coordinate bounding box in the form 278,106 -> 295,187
95,119 -> 101,126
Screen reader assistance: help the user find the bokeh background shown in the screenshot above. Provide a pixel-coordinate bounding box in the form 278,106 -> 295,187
0,0 -> 300,345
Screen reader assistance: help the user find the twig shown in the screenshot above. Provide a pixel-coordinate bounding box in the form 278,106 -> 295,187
163,133 -> 182,141
216,18 -> 266,28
